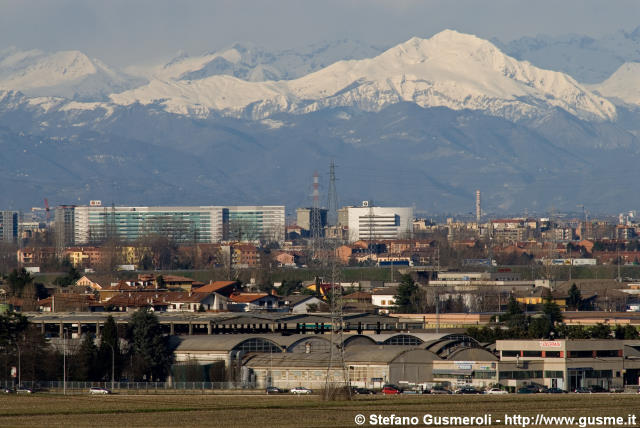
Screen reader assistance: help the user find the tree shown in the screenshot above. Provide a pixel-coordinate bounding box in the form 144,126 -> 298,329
502,296 -> 528,333
566,284 -> 583,310
98,315 -> 122,381
394,274 -> 419,313
614,325 -> 639,340
6,268 -> 33,296
53,265 -> 81,287
75,334 -> 99,381
542,299 -> 563,326
0,311 -> 29,348
589,323 -> 612,339
528,317 -> 552,338
128,308 -> 173,381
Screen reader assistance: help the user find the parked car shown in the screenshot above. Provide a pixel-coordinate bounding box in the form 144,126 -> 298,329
485,388 -> 508,395
545,388 -> 567,394
516,387 -> 536,394
352,387 -> 375,395
588,385 -> 608,393
382,384 -> 403,395
2,387 -> 14,394
266,386 -> 285,394
430,387 -> 452,395
455,386 -> 482,394
16,386 -> 33,394
574,387 -> 591,393
290,387 -> 312,395
401,389 -> 425,394
89,387 -> 111,395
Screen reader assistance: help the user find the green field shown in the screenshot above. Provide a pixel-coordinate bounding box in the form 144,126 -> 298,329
1,393 -> 638,427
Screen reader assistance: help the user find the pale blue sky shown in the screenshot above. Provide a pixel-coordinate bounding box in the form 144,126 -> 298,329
1,0 -> 638,67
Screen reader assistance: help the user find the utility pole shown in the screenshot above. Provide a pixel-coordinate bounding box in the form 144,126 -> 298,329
63,328 -> 66,395
104,341 -> 115,391
16,343 -> 21,387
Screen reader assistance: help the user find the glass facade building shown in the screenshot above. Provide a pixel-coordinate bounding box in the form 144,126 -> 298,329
223,206 -> 285,242
55,205 -> 285,246
74,206 -> 223,244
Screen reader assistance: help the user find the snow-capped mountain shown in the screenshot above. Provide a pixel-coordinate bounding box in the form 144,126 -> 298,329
498,26 -> 640,83
110,30 -> 616,122
0,47 -> 145,100
589,62 -> 640,107
1,30 -> 639,212
138,39 -> 384,82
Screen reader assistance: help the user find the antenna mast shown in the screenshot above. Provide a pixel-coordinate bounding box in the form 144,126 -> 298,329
327,160 -> 338,226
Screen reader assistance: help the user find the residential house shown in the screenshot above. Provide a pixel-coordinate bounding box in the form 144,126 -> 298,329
274,252 -> 296,267
371,287 -> 398,313
194,281 -> 241,298
160,275 -> 198,291
227,292 -> 281,312
305,282 -> 342,300
515,287 -> 568,310
163,291 -> 228,312
98,280 -> 143,302
38,293 -> 97,312
285,295 -> 325,313
103,294 -> 169,312
63,247 -> 103,268
16,247 -> 56,266
74,275 -> 106,291
232,244 -> 260,268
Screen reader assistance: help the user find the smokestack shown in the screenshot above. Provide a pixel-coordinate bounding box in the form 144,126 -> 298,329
475,190 -> 481,224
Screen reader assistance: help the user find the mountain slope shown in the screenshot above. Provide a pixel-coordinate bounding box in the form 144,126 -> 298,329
588,62 -> 640,106
140,40 -> 384,82
0,47 -> 145,100
498,26 -> 640,83
110,31 -> 616,123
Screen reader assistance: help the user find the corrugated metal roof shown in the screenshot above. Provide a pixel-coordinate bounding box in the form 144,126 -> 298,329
173,334 -> 327,352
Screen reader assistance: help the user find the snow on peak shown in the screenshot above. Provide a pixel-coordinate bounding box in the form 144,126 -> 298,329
109,31 -> 616,122
0,47 -> 144,100
589,62 -> 640,106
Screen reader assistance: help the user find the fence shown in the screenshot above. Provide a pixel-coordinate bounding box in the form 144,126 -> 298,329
0,380 -> 258,394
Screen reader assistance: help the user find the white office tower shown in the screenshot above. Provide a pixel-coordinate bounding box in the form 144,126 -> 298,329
342,202 -> 413,243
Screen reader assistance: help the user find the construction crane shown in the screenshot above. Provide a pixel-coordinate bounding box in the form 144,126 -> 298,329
44,198 -> 51,222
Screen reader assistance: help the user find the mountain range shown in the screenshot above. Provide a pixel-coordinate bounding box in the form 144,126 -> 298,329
1,29 -> 640,215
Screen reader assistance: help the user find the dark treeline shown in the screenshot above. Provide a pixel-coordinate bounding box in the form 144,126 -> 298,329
0,309 -> 173,384
467,295 -> 640,342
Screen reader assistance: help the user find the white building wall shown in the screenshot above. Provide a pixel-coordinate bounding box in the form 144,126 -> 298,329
346,206 -> 413,243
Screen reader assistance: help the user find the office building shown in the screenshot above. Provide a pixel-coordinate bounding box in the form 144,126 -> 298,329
339,202 -> 413,243
0,211 -> 18,242
54,204 -> 285,246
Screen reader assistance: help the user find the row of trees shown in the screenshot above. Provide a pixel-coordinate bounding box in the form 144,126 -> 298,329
467,295 -> 640,342
0,309 -> 174,384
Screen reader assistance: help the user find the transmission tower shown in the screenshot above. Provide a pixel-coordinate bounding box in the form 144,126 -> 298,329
310,171 -> 322,258
327,160 -> 338,227
324,237 -> 351,398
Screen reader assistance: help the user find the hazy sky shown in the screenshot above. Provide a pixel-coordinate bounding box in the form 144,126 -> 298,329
1,0 -> 639,67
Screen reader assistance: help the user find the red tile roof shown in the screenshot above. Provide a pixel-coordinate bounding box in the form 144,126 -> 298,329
194,281 -> 239,293
228,292 -> 271,303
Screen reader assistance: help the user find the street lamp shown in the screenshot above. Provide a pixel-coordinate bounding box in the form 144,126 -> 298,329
15,342 -> 21,387
103,341 -> 115,391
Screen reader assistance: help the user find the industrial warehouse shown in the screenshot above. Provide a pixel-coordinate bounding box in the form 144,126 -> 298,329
169,330 -> 640,392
